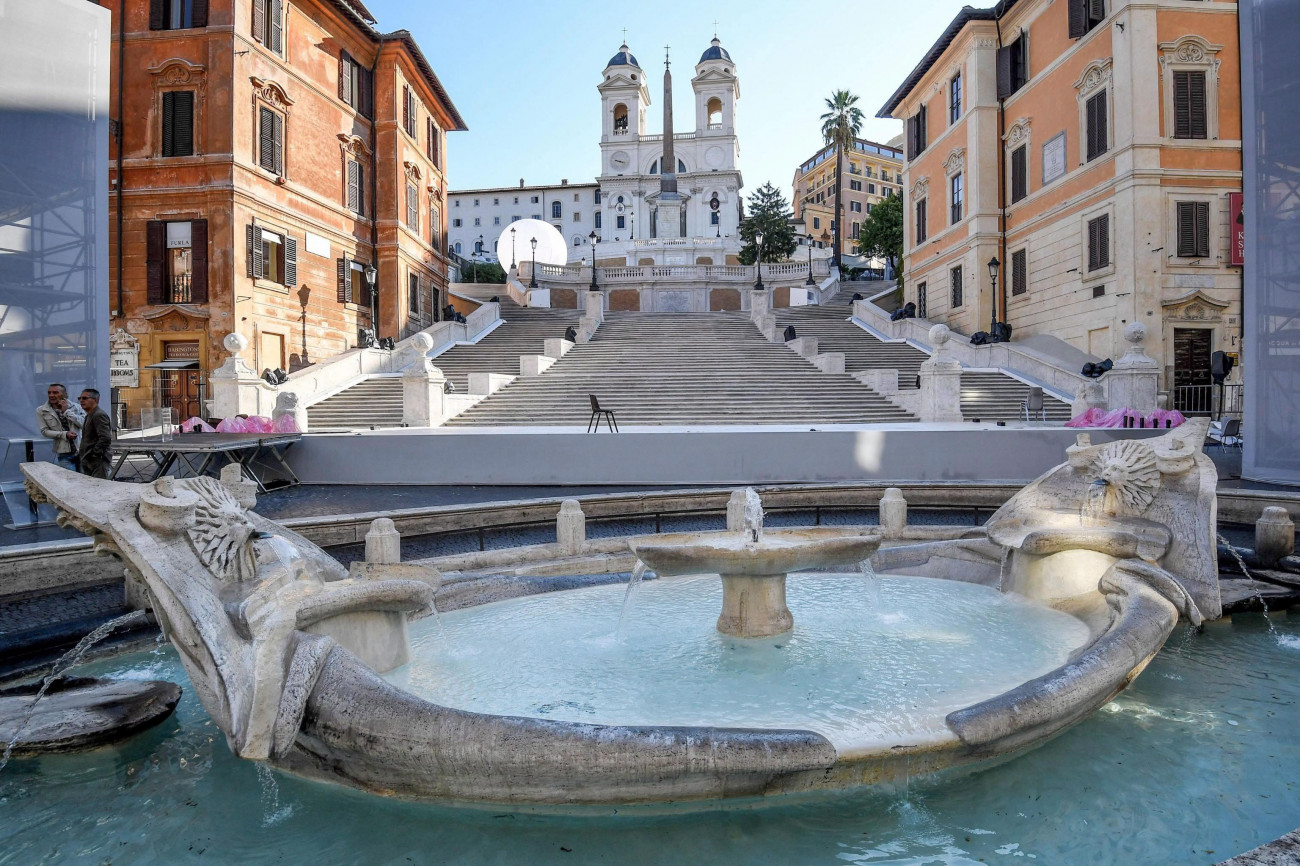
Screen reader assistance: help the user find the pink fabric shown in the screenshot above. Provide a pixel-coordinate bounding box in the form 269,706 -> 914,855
215,416 -> 247,433
243,415 -> 276,433
1066,407 -> 1187,429
272,414 -> 300,433
181,417 -> 216,433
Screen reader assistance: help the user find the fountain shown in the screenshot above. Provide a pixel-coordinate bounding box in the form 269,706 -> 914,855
18,421 -> 1218,806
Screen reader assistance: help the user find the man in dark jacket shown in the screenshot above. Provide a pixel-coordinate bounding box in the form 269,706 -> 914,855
77,388 -> 113,479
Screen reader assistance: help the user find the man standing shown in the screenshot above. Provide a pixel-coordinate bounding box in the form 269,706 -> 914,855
36,383 -> 84,471
77,388 -> 113,479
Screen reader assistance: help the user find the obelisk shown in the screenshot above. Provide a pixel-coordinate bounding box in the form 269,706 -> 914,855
656,46 -> 684,240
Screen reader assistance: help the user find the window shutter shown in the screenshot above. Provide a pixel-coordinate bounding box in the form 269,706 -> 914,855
172,91 -> 194,156
192,0 -> 208,28
906,115 -> 917,159
407,184 -> 418,227
258,107 -> 274,171
426,118 -> 434,161
149,0 -> 165,30
269,0 -> 283,54
918,106 -> 927,151
347,159 -> 360,213
1088,217 -> 1101,270
1089,0 -> 1105,23
1195,201 -> 1209,258
1098,214 -> 1109,267
402,85 -> 410,133
252,0 -> 265,43
1016,32 -> 1029,88
1012,249 -> 1027,296
1189,71 -> 1207,139
146,221 -> 166,304
339,51 -> 352,104
362,264 -> 373,308
283,235 -> 298,286
1086,91 -> 1107,161
360,67 -> 373,119
997,45 -> 1014,98
1011,145 -> 1027,203
272,112 -> 284,175
1068,0 -> 1087,38
190,220 -> 209,302
337,257 -> 350,304
161,91 -> 176,156
249,224 -> 265,278
1173,71 -> 1191,138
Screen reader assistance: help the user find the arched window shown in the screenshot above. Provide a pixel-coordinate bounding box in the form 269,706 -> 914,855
649,157 -> 687,174
454,241 -> 461,253
572,235 -> 582,246
551,201 -> 562,219
707,97 -> 723,127
612,103 -> 628,133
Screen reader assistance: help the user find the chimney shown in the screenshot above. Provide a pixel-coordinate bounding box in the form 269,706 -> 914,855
519,178 -> 525,187
561,179 -> 569,186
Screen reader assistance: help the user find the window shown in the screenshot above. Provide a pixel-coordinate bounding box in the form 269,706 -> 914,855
430,203 -> 441,248
402,85 -> 418,138
150,0 -> 207,30
338,51 -> 373,119
573,212 -> 581,221
161,91 -> 194,157
1068,0 -> 1106,40
473,217 -> 480,227
409,273 -> 420,316
616,215 -> 625,229
338,258 -> 370,307
425,118 -> 440,165
493,198 -> 500,206
551,201 -> 562,219
813,217 -> 821,230
1085,90 -> 1108,161
915,198 -> 928,243
949,72 -> 962,123
1173,71 -> 1208,140
851,221 -> 860,237
494,216 -> 501,226
246,225 -> 297,287
573,193 -> 580,202
950,266 -> 963,308
612,103 -> 629,133
917,282 -> 927,318
251,0 -> 282,54
146,220 -> 209,304
707,97 -> 723,127
950,173 -> 963,224
711,211 -> 720,225
850,201 -> 862,213
257,105 -> 283,175
1087,214 -> 1110,271
513,196 -> 519,204
452,218 -> 462,227
346,158 -> 364,216
511,215 -> 520,223
595,212 -> 602,229
473,199 -> 479,206
906,106 -> 927,158
1010,145 -> 1027,203
1011,248 -> 1027,296
850,179 -> 863,192
531,195 -> 539,204
1176,201 -> 1210,258
454,200 -> 460,207
868,183 -> 876,195
997,31 -> 1029,98
594,190 -> 602,204
406,182 -> 419,230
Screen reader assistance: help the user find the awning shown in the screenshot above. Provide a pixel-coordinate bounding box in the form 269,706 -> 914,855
145,360 -> 200,370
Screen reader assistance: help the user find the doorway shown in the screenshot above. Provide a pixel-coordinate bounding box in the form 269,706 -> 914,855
1172,328 -> 1213,414
159,340 -> 202,422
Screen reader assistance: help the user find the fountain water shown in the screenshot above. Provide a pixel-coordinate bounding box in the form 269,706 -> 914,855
858,558 -> 883,607
616,560 -> 649,636
1217,532 -> 1277,635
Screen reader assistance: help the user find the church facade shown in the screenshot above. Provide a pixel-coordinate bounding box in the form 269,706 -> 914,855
594,38 -> 745,268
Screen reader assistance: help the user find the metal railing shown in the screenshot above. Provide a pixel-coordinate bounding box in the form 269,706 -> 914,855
168,274 -> 192,304
1171,383 -> 1243,418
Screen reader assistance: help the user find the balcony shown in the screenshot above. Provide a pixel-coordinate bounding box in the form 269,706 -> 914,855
168,273 -> 192,304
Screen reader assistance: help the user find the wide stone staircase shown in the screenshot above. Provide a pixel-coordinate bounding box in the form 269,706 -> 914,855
443,311 -> 916,427
307,299 -> 582,430
772,303 -> 1072,422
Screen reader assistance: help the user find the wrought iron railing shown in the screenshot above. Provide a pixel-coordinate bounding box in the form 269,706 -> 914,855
168,273 -> 192,304
1171,383 -> 1243,418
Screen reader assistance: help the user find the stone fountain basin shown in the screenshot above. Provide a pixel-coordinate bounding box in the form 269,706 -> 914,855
628,528 -> 882,577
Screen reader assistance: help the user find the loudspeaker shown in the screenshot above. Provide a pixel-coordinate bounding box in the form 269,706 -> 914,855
1211,350 -> 1235,385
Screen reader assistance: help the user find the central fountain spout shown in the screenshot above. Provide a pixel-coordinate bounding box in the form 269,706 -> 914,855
743,487 -> 763,544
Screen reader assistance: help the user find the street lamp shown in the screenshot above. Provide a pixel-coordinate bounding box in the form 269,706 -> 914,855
589,230 -> 599,292
753,230 -> 765,291
987,255 -> 1001,336
805,233 -> 816,286
472,234 -> 484,284
529,236 -> 538,289
509,226 -> 517,270
363,262 -> 378,347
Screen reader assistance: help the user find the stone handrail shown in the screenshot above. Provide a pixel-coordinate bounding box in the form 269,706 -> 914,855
852,295 -> 1089,399
521,260 -> 831,286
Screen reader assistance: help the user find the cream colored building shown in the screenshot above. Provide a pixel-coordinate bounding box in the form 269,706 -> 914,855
880,0 -> 1242,412
792,138 -> 903,259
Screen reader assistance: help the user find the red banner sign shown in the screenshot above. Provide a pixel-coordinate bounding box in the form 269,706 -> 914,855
1229,192 -> 1245,267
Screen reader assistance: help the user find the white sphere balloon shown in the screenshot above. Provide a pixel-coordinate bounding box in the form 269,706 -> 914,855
493,219 -> 568,270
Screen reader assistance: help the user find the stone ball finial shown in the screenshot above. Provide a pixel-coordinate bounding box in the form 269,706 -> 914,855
928,324 -> 951,346
224,332 -> 249,355
1123,322 -> 1147,345
410,333 -> 434,353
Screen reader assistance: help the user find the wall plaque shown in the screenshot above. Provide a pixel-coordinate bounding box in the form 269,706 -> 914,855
1042,132 -> 1067,186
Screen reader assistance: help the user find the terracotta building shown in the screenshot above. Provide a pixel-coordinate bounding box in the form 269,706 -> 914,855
880,0 -> 1242,413
100,0 -> 465,423
791,138 -> 903,260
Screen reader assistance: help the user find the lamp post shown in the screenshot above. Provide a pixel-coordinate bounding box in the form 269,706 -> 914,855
364,262 -> 378,346
509,226 -> 517,270
529,236 -> 538,289
805,233 -> 816,286
589,230 -> 599,291
472,234 -> 484,284
987,255 -> 1001,336
753,230 -> 765,291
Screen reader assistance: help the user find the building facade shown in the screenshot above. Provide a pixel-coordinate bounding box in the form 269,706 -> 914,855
102,0 -> 465,423
791,138 -> 904,258
448,180 -> 601,266
880,0 -> 1242,409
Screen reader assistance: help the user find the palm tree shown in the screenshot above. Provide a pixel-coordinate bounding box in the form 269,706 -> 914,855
819,90 -> 864,270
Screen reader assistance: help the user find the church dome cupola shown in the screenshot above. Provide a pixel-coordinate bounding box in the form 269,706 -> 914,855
607,42 -> 640,69
698,37 -> 731,64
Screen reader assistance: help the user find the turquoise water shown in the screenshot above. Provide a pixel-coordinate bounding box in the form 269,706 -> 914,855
1,615 -> 1298,864
386,576 -> 1091,751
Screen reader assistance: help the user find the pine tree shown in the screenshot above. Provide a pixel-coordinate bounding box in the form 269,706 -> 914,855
738,183 -> 797,266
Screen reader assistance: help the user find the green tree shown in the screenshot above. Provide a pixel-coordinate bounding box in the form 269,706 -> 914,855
737,182 -> 798,266
819,89 -> 864,270
459,262 -> 507,284
857,192 -> 904,277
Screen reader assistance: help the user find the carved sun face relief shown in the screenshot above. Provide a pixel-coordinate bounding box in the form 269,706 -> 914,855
187,477 -> 260,583
1087,440 -> 1161,518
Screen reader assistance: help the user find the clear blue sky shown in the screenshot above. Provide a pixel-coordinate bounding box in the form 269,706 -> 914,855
362,0 -> 975,201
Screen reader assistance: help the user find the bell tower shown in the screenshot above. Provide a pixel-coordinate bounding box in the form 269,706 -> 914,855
597,43 -> 650,143
692,37 -> 739,139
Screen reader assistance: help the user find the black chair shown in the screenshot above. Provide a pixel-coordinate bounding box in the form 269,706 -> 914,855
1220,418 -> 1242,449
588,395 -> 618,433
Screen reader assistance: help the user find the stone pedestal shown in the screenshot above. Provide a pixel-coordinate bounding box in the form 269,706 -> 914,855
880,487 -> 907,538
750,289 -> 770,321
584,291 -> 605,323
209,332 -> 267,419
557,499 -> 586,555
401,361 -> 447,427
655,199 -> 683,242
1071,381 -> 1106,417
717,574 -> 792,638
1255,506 -> 1296,566
365,518 -> 401,564
918,325 -> 964,423
1102,323 -> 1160,413
787,336 -> 819,359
